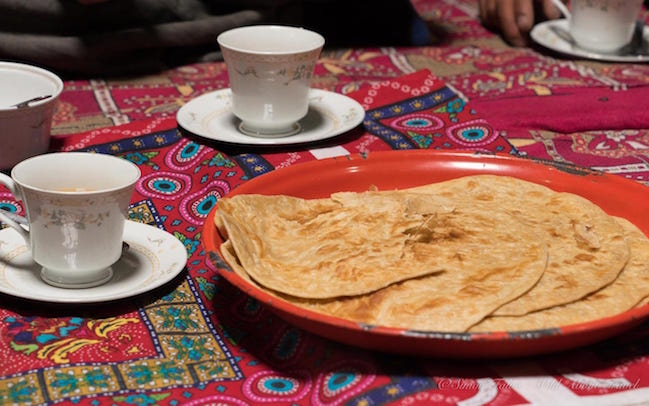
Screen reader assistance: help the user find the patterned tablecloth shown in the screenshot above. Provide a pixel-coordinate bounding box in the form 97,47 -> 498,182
2,1 -> 649,405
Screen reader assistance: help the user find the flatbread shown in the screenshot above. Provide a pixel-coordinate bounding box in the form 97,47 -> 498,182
217,191 -> 546,300
407,175 -> 630,316
220,222 -> 548,332
215,174 -> 638,333
217,193 -> 436,298
470,217 -> 649,331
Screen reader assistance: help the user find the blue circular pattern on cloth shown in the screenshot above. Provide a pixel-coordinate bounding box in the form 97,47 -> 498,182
446,119 -> 496,148
242,369 -> 310,402
390,113 -> 444,132
274,328 -> 301,360
179,142 -> 201,159
460,127 -> 486,140
137,171 -> 192,200
165,139 -> 212,171
179,180 -> 230,225
193,194 -> 217,216
259,376 -> 299,395
405,118 -> 432,127
0,202 -> 18,213
327,372 -> 357,392
151,178 -> 181,194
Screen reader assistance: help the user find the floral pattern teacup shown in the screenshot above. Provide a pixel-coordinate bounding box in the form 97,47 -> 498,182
218,25 -> 324,137
0,152 -> 140,288
567,0 -> 643,53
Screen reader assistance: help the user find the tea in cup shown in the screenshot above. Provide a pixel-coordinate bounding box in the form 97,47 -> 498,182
217,25 -> 325,137
0,152 -> 140,288
553,0 -> 644,53
0,62 -> 63,169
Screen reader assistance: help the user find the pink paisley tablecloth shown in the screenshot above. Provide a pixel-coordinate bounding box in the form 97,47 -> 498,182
2,0 -> 649,405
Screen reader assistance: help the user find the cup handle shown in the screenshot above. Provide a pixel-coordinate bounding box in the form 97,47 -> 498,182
550,0 -> 571,19
0,172 -> 30,244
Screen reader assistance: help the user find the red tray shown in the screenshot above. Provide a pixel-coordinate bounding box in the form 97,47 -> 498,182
202,150 -> 649,358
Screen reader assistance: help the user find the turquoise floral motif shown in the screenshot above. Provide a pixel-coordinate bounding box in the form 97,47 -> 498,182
127,202 -> 157,225
112,393 -> 171,405
206,153 -> 236,168
55,370 -> 119,396
193,152 -> 237,174
51,370 -> 111,395
160,288 -> 192,302
195,276 -> 216,300
434,98 -> 465,121
84,370 -> 112,389
51,371 -> 80,394
157,306 -> 200,331
410,132 -> 434,148
123,151 -> 158,166
447,98 -> 465,113
158,360 -> 185,379
1,380 -> 36,403
197,362 -> 226,377
169,336 -> 210,361
5,316 -> 84,355
128,365 -> 154,385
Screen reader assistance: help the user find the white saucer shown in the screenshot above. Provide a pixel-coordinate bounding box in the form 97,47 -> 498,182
176,88 -> 365,146
530,19 -> 649,63
0,221 -> 187,303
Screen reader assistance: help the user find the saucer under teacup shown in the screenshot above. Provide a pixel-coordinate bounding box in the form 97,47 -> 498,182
530,19 -> 649,62
176,88 -> 365,146
0,220 -> 187,303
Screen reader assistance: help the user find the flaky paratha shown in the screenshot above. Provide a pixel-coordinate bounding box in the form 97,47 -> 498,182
217,191 -> 547,300
636,296 -> 649,308
407,175 -> 630,316
217,193 -> 434,298
215,174 -> 640,333
470,217 -> 649,331
220,221 -> 548,332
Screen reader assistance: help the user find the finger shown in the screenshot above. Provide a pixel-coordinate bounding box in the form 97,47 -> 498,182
514,0 -> 535,33
479,0 -> 498,28
542,0 -> 564,20
498,0 -> 526,46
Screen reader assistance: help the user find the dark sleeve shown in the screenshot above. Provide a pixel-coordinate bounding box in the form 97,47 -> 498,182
0,0 -> 265,76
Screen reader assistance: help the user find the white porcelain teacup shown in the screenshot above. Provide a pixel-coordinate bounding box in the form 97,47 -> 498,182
217,25 -> 325,137
0,152 -> 140,288
0,62 -> 63,169
551,0 -> 644,53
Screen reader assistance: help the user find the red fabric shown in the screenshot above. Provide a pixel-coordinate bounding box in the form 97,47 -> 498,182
0,69 -> 516,406
2,68 -> 649,405
1,0 -> 649,404
472,86 -> 649,134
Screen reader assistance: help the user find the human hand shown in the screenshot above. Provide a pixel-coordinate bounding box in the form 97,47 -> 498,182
479,0 -> 565,46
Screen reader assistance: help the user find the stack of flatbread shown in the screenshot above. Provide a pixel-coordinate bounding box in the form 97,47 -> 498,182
215,175 -> 649,333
